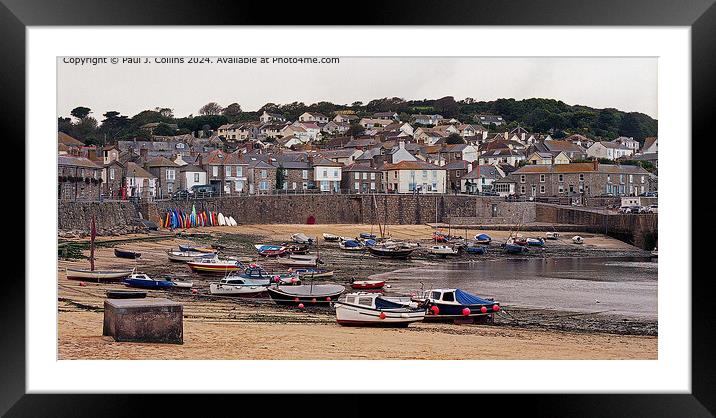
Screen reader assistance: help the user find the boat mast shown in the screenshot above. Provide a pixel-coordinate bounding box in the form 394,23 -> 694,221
89,214 -> 96,271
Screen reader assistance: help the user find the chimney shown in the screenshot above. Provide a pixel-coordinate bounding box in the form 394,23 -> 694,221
593,159 -> 599,171
467,163 -> 473,172
399,140 -> 406,150
139,147 -> 148,162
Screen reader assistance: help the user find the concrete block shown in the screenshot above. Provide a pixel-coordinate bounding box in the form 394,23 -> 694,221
103,298 -> 183,344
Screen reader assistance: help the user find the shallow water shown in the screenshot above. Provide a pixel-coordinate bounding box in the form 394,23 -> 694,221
372,256 -> 657,319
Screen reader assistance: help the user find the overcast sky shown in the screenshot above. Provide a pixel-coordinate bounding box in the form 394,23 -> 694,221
57,57 -> 657,120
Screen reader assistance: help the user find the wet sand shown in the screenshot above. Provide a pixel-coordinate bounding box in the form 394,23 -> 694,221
58,224 -> 657,360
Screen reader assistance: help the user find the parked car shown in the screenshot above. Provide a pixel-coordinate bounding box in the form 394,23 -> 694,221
191,184 -> 215,198
629,205 -> 646,214
619,206 -> 632,214
172,190 -> 190,199
646,204 -> 658,213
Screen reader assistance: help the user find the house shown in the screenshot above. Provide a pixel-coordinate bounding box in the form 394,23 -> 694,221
341,162 -> 383,194
321,121 -> 349,135
222,151 -> 249,194
311,156 -> 342,192
586,141 -> 635,161
298,112 -> 329,124
562,134 -> 594,149
57,155 -> 103,200
217,123 -> 239,140
259,111 -> 286,123
359,118 -> 393,129
494,160 -> 653,198
526,151 -> 571,165
292,121 -> 322,141
318,148 -> 363,165
102,145 -> 120,165
179,164 -> 207,192
474,114 -> 504,126
103,160 -> 124,198
443,160 -> 471,193
333,114 -> 358,124
373,111 -> 399,120
441,143 -> 479,163
145,156 -> 181,198
411,114 -> 444,126
274,154 -> 313,191
413,127 -> 448,145
58,132 -> 84,156
246,159 -> 277,194
461,164 -> 503,194
641,137 -> 658,154
612,136 -> 640,152
381,160 -> 447,194
542,139 -> 587,160
387,141 -> 418,164
478,149 -> 526,166
124,161 -> 157,199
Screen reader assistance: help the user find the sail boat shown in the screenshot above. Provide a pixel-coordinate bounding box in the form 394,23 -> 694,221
367,193 -> 415,258
502,207 -> 529,254
66,215 -> 134,281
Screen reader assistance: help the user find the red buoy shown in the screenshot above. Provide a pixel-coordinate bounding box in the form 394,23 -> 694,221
191,289 -> 198,294
430,305 -> 440,315
326,297 -> 331,301
298,303 -> 305,309
294,297 -> 299,302
311,298 -> 317,303
462,307 -> 471,316
493,304 -> 500,312
79,282 -> 86,287
480,306 -> 487,314
379,312 -> 386,320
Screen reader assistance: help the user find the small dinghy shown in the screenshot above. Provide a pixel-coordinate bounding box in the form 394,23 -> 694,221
255,244 -> 288,257
349,279 -> 385,290
428,245 -> 459,257
66,268 -> 133,281
290,268 -> 334,278
359,232 -> 377,240
187,257 -> 243,274
334,292 -> 426,327
322,233 -> 340,242
167,250 -> 217,262
414,288 -> 500,323
503,243 -> 529,254
123,273 -> 176,290
544,232 -> 560,240
283,243 -> 310,255
178,244 -> 217,253
465,244 -> 488,254
526,237 -> 545,246
167,278 -> 193,288
339,239 -> 364,251
572,236 -> 584,244
114,248 -> 141,259
291,233 -> 314,245
278,254 -> 320,267
512,237 -> 528,246
105,289 -> 147,299
266,283 -> 345,306
474,233 -> 492,244
367,244 -> 414,259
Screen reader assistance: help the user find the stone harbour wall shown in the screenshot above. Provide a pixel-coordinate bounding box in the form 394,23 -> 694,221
57,200 -> 146,237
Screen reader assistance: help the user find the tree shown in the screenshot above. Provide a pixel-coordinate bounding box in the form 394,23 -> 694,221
154,107 -> 174,118
445,133 -> 465,144
199,102 -> 223,116
276,165 -> 286,190
222,103 -> 243,120
153,123 -> 178,136
58,117 -> 73,134
347,122 -> 364,137
71,106 -> 92,120
434,96 -> 458,117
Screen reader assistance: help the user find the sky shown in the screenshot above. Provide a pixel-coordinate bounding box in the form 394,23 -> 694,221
57,57 -> 657,120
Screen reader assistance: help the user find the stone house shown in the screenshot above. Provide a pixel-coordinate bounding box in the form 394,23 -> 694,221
443,160 -> 471,193
341,162 -> 383,194
103,160 -> 125,198
246,159 -> 277,194
275,158 -> 313,191
124,161 -> 157,199
145,156 -> 180,198
57,155 -> 103,201
461,164 -> 503,194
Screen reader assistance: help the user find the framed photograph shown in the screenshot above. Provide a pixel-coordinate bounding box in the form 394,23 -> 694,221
3,0 -> 710,415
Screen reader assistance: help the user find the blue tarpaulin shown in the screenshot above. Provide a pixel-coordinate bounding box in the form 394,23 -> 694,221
455,289 -> 493,305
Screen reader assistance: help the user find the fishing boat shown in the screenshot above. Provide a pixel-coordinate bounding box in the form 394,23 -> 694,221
349,279 -> 386,290
526,237 -> 545,246
291,233 -> 314,245
123,273 -> 176,290
187,257 -> 243,274
254,244 -> 288,257
414,288 -> 501,323
544,231 -> 560,240
465,244 -> 488,254
266,282 -> 345,306
240,265 -> 298,283
428,245 -> 459,257
167,250 -> 217,262
290,268 -> 334,278
66,268 -> 133,281
367,244 -> 415,259
572,236 -> 584,244
339,239 -> 364,251
474,233 -> 492,244
334,293 -> 426,327
114,248 -> 141,259
278,254 -> 320,267
503,243 -> 529,254
322,233 -> 340,242
178,244 -> 217,253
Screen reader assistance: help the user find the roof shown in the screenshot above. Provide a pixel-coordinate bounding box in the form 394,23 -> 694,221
57,155 -> 101,169
145,156 -> 179,167
311,156 -> 342,167
342,162 -> 381,172
593,141 -> 630,150
125,162 -> 155,178
58,132 -> 84,147
543,140 -> 585,153
463,165 -> 501,180
643,137 -> 658,150
318,149 -> 360,159
179,164 -> 205,172
381,160 -> 445,171
511,162 -> 650,175
443,160 -> 470,170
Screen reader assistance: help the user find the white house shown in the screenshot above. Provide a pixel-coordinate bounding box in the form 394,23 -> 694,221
311,156 -> 342,192
478,149 -> 526,166
298,112 -> 329,124
641,137 -> 658,154
259,111 -> 286,123
124,162 -> 156,198
179,164 -> 207,191
412,114 -> 444,126
388,141 -> 418,163
612,136 -> 640,152
586,141 -> 635,160
381,160 -> 447,194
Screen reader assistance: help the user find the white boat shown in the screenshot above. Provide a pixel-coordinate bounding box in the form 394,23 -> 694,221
428,245 -> 459,256
291,233 -> 314,244
167,250 -> 217,262
338,239 -> 364,251
66,268 -> 133,281
209,276 -> 271,296
334,293 -> 426,327
168,278 -> 194,288
572,236 -> 584,244
322,233 -> 340,242
279,254 -> 320,267
545,232 -> 560,240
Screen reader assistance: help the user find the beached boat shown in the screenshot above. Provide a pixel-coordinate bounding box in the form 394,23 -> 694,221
178,244 -> 217,253
512,237 -> 529,246
474,233 -> 492,244
290,268 -> 334,278
283,243 -> 310,255
123,273 -> 176,290
187,257 -> 243,274
66,268 -> 133,281
651,246 -> 658,257
334,293 -> 426,327
254,244 -> 288,257
465,244 -> 488,254
414,288 -> 500,323
526,237 -> 545,246
208,270 -> 296,296
278,254 -> 320,267
428,245 -> 459,256
167,250 -> 217,262
544,232 -> 560,240
105,289 -> 147,299
291,233 -> 314,245
359,232 -> 377,240
339,239 -> 364,251
167,278 -> 193,288
572,236 -> 584,244
367,244 -> 415,259
114,248 -> 141,259
503,243 -> 529,254
322,233 -> 340,242
266,283 -> 345,306
239,265 -> 298,283
349,279 -> 386,290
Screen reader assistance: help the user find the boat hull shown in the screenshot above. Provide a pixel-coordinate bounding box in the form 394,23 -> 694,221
334,302 -> 425,327
66,268 -> 133,280
187,262 -> 242,274
209,283 -> 268,296
367,247 -> 414,258
167,251 -> 216,262
114,249 -> 141,259
266,285 -> 344,306
123,279 -> 175,290
350,280 -> 386,290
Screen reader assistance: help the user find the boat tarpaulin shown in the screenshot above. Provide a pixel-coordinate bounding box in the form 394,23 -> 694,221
455,289 -> 493,305
343,240 -> 362,248
476,234 -> 491,240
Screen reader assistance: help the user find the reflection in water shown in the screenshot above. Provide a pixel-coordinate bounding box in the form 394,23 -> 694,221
372,257 -> 657,319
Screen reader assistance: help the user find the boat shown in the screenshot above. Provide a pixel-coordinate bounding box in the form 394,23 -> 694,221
322,233 -> 340,242
349,279 -> 386,290
651,246 -> 658,257
187,257 -> 243,274
334,293 -> 426,327
359,232 -> 376,240
545,232 -> 560,240
432,231 -> 450,243
526,237 -> 545,246
208,270 -> 297,296
266,283 -> 345,306
291,233 -> 314,245
360,238 -> 378,247
474,233 -> 492,244
114,248 -> 141,259
503,243 -> 529,254
465,244 -> 488,254
167,250 -> 217,262
290,268 -> 334,278
278,254 -> 320,267
339,239 -> 364,251
572,236 -> 584,244
254,244 -> 288,257
414,288 -> 501,323
178,244 -> 217,253
240,265 -> 299,283
66,268 -> 133,281
167,278 -> 193,288
428,245 -> 459,256
105,289 -> 147,299
123,273 -> 176,290
512,237 -> 529,246
367,244 -> 415,259
283,243 -> 310,254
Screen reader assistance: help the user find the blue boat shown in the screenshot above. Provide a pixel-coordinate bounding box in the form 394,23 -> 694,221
359,233 -> 377,239
123,273 -> 176,290
465,245 -> 488,254
339,239 -> 364,251
416,288 -> 501,322
503,243 -> 529,254
240,265 -> 296,283
474,233 -> 492,244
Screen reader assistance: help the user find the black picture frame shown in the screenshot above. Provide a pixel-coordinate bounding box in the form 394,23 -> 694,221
1,0 -> 709,416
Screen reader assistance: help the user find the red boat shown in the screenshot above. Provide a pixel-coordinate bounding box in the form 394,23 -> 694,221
350,280 -> 386,290
513,238 -> 528,246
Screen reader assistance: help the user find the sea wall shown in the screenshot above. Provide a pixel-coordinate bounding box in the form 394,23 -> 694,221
57,200 -> 146,237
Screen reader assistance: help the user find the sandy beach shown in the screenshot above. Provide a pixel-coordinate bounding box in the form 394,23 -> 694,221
58,224 -> 657,360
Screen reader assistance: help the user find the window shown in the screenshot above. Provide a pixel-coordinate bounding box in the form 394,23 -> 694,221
540,174 -> 545,182
237,167 -> 243,177
558,174 -> 564,182
558,185 -> 564,193
168,183 -> 173,193
354,182 -> 360,190
370,182 -> 375,190
540,185 -> 545,193
520,175 -> 526,183
261,169 -> 267,179
167,169 -> 175,180
333,170 -> 339,178
629,175 -> 633,183
354,172 -> 359,180
302,182 -> 308,189
362,172 -> 367,180
370,173 -> 375,180
456,171 -> 461,178
109,169 -> 115,180
212,166 -> 219,177
302,170 -> 308,180
442,292 -> 455,302
194,173 -> 200,182
579,173 -> 584,181
358,297 -> 373,306
432,171 -> 437,178
607,174 -> 611,183
620,174 -> 624,184
520,185 -> 525,194
259,181 -> 269,191
641,175 -> 645,184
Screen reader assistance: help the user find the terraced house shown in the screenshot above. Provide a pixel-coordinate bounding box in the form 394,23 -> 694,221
57,155 -> 103,200
381,160 -> 447,194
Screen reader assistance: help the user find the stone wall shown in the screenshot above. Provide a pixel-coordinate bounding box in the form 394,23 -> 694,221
58,200 -> 146,236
